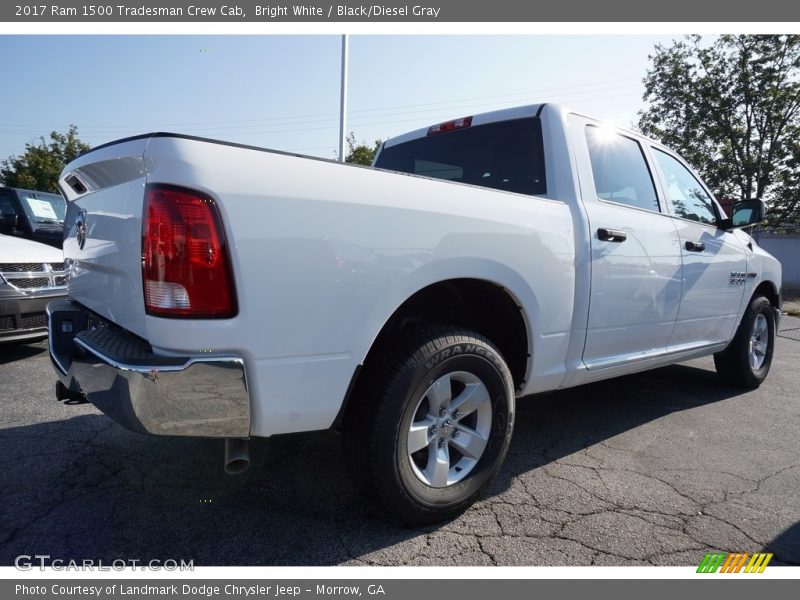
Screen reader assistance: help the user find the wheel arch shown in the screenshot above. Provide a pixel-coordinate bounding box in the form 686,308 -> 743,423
752,279 -> 781,310
334,261 -> 539,427
363,277 -> 531,385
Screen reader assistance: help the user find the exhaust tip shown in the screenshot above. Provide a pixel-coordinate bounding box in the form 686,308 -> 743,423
224,438 -> 250,475
224,458 -> 250,475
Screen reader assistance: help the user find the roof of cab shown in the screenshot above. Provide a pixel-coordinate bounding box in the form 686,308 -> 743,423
382,103 -> 546,149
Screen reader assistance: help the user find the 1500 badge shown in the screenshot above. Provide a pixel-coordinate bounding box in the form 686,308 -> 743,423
730,271 -> 747,285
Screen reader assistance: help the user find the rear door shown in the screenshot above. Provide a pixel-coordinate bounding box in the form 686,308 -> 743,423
648,147 -> 748,348
570,115 -> 683,369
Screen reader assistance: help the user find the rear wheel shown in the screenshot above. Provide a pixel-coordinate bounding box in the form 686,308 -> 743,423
714,295 -> 775,389
345,327 -> 515,525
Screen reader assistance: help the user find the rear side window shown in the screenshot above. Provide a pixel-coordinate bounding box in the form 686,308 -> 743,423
652,149 -> 718,226
585,126 -> 660,212
375,117 -> 546,196
0,194 -> 17,218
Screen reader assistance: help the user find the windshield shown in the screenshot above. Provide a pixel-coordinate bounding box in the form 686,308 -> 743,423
19,191 -> 66,224
375,117 -> 547,196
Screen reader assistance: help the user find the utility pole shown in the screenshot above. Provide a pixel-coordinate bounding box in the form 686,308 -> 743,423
338,34 -> 349,163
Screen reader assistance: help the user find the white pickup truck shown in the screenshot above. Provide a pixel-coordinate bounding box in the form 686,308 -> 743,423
48,103 -> 781,524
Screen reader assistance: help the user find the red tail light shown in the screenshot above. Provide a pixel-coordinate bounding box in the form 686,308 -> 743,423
142,184 -> 237,318
427,116 -> 473,136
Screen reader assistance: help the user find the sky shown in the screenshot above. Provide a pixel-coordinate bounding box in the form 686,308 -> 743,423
0,35 -> 684,160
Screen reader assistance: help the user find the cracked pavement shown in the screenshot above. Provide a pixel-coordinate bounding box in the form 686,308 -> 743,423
1,338 -> 798,566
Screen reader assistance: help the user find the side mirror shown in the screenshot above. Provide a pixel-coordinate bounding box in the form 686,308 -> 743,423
720,198 -> 766,230
1,213 -> 18,233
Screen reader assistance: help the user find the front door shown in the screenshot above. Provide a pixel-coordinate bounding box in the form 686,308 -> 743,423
649,148 -> 748,348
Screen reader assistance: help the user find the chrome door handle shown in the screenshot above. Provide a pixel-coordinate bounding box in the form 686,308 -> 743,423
597,228 -> 627,242
685,241 -> 705,252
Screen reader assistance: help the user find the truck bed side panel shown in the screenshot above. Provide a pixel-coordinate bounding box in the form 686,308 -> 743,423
63,135 -> 575,435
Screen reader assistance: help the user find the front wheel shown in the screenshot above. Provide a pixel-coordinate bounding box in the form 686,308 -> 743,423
345,327 -> 515,525
714,295 -> 776,389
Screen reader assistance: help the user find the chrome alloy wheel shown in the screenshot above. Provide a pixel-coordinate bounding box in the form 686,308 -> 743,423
406,371 -> 492,488
749,313 -> 769,370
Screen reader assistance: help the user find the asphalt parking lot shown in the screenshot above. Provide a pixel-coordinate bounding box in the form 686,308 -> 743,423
1,330 -> 798,567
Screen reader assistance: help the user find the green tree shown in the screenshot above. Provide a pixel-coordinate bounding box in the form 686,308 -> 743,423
344,132 -> 382,166
0,125 -> 90,193
638,35 -> 800,225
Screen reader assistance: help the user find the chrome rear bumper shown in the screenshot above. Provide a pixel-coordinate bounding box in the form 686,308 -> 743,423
47,299 -> 250,438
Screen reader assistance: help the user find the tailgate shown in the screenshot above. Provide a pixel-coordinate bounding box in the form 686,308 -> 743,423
59,136 -> 151,339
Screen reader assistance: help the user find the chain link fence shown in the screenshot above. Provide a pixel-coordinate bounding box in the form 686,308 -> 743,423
756,226 -> 800,341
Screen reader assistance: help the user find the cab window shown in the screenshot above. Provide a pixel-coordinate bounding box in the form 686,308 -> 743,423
0,195 -> 17,218
0,194 -> 18,232
652,149 -> 717,226
375,117 -> 547,196
585,126 -> 660,212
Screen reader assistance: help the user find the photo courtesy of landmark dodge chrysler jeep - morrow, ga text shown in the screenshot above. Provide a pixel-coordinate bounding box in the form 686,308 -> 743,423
48,103 -> 781,524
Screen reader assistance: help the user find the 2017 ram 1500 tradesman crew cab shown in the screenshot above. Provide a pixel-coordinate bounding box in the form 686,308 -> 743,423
48,103 -> 781,524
